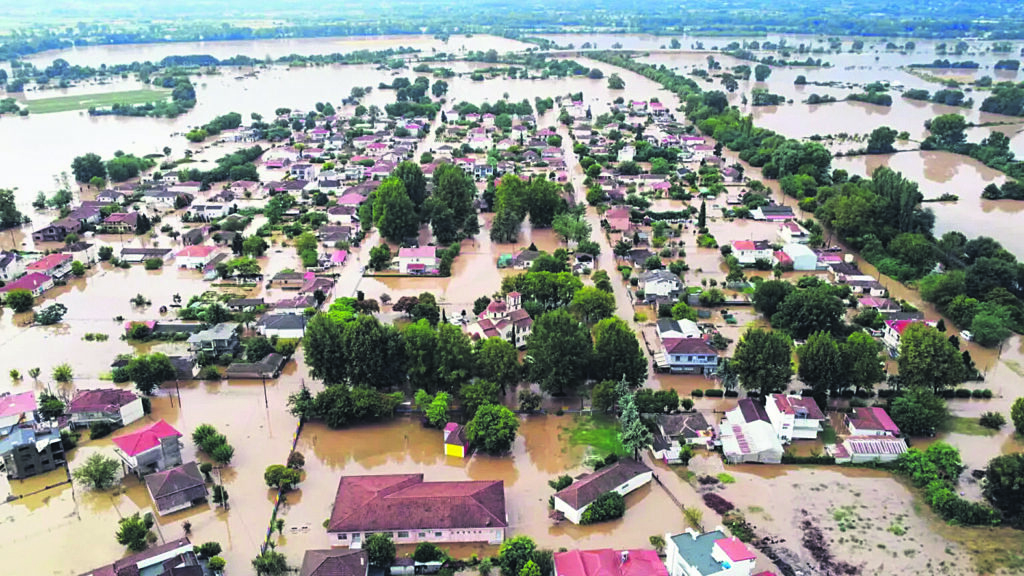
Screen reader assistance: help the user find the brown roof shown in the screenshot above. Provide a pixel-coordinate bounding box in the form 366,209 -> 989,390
553,459 -> 652,510
663,338 -> 718,356
69,388 -> 138,415
300,549 -> 368,576
327,474 -> 507,533
80,538 -> 194,576
145,462 -> 208,513
656,412 -> 711,439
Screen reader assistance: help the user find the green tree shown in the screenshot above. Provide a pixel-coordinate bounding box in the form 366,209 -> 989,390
752,280 -> 794,318
38,392 -> 65,420
570,286 -> 615,324
466,403 -> 520,454
898,323 -> 965,393
754,64 -> 772,81
984,453 -> 1024,523
697,200 -> 707,229
619,392 -> 651,458
126,353 -> 177,395
368,244 -> 392,271
263,464 -> 302,491
797,331 -> 844,397
373,177 -> 418,242
115,513 -> 153,553
890,389 -> 949,436
927,113 -> 967,149
208,557 -> 226,572
4,289 -> 34,313
242,235 -> 269,257
72,453 -> 121,489
33,302 -> 67,325
436,323 -> 474,393
52,363 -> 73,383
0,188 -> 24,229
866,126 -> 898,154
841,331 -> 885,390
1012,398 -> 1024,435
498,535 -> 537,576
592,317 -> 647,386
459,380 -> 499,420
528,310 -> 592,396
475,337 -> 520,393
732,327 -> 793,395
252,550 -> 289,576
607,73 -> 625,89
425,392 -> 451,428
71,153 -> 106,182
771,287 -> 844,339
591,380 -> 620,413
404,320 -> 439,392
394,161 -> 428,209
520,560 -> 542,576
671,301 -> 698,322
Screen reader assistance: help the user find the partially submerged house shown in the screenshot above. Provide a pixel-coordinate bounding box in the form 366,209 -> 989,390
187,322 -> 240,356
224,353 -> 288,380
111,419 -> 184,476
764,394 -> 825,442
443,422 -> 469,458
665,529 -> 758,576
397,246 -> 439,275
719,399 -> 784,464
80,537 -> 201,576
845,407 -> 901,437
554,549 -> 668,576
68,388 -> 144,429
145,461 -> 209,515
327,474 -> 507,546
464,292 -> 533,348
552,459 -> 653,525
829,436 -> 909,464
300,549 -> 369,576
654,337 -> 719,375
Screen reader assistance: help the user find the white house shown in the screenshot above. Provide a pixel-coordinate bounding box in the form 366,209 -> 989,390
730,240 -> 774,266
464,292 -> 534,349
175,245 -> 219,269
68,389 -> 144,429
781,243 -> 817,271
552,460 -> 652,525
617,146 -> 635,163
765,394 -> 825,442
830,436 -> 909,464
657,318 -> 702,340
397,246 -> 439,275
845,407 -> 901,437
720,399 -> 783,464
777,221 -> 810,244
640,270 -> 684,303
665,529 -> 757,576
0,251 -> 26,282
257,314 -> 307,339
188,203 -> 230,220
654,337 -> 719,375
882,319 -> 934,352
290,163 -> 318,181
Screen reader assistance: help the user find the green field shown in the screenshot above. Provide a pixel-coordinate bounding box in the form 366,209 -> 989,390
24,89 -> 171,114
563,415 -> 627,457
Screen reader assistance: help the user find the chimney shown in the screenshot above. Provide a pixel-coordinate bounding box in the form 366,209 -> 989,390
620,551 -> 629,564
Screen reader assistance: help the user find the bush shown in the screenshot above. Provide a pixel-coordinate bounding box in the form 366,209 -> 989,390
680,398 -> 695,411
579,491 -> 625,524
704,389 -> 724,398
702,493 -> 735,514
955,388 -> 973,398
691,389 -> 704,398
724,390 -> 739,398
89,421 -> 114,439
980,412 -> 1006,430
782,454 -> 836,465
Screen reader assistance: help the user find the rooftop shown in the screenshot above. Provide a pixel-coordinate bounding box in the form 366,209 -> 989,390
848,407 -> 901,435
300,549 -> 368,576
112,419 -> 181,457
771,394 -> 825,420
69,389 -> 138,414
737,398 -> 770,423
669,530 -> 729,576
554,549 -> 667,576
26,253 -> 71,271
553,459 -> 651,510
0,391 -> 37,419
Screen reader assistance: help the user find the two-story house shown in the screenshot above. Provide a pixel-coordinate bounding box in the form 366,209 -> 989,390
882,319 -> 934,352
777,222 -> 810,244
69,388 -> 144,429
397,246 -> 439,275
464,292 -> 533,349
730,240 -> 775,267
26,253 -> 73,280
640,269 -> 684,303
656,338 -> 719,375
665,529 -> 757,576
187,322 -> 240,356
765,394 -> 825,442
111,419 -> 184,476
0,250 -> 26,282
102,212 -> 141,234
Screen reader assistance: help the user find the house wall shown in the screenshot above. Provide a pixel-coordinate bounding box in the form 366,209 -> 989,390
119,399 -> 145,427
552,496 -> 584,525
332,527 -> 504,547
444,443 -> 466,458
554,471 -> 653,525
264,327 -> 306,340
665,539 -> 752,576
399,256 -> 438,274
845,420 -> 889,437
2,437 -> 64,479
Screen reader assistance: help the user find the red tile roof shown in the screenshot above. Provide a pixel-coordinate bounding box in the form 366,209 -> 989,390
553,460 -> 651,510
662,338 -> 719,356
555,549 -> 667,576
176,245 -> 216,258
771,394 -> 825,420
0,391 -> 37,419
848,407 -> 901,435
715,537 -> 755,562
26,253 -> 71,272
0,272 -> 51,293
112,419 -> 182,456
300,549 -> 368,576
70,389 -> 138,414
327,474 -> 507,533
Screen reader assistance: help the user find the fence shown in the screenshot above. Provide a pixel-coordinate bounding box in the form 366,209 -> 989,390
261,418 -> 305,553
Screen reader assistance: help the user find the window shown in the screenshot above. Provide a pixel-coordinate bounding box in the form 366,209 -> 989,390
338,534 -> 347,540
419,532 -> 426,538
435,532 -> 443,537
398,531 -> 409,538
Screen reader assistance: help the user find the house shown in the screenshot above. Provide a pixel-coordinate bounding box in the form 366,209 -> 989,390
63,241 -> 98,265
554,549 -> 668,576
848,279 -> 887,297
102,212 -> 141,234
781,243 -> 817,271
32,221 -> 80,243
291,163 -> 318,181
0,392 -> 65,480
111,419 -> 184,476
145,461 -> 209,515
640,270 -> 684,303
258,314 -> 307,339
272,271 -> 307,289
882,319 -> 934,351
327,474 -> 507,546
97,189 -> 127,204
80,537 -> 201,576
227,297 -> 264,312
175,245 -> 218,269
397,246 -> 439,275
224,352 -> 288,379
169,181 -> 202,195
443,422 -> 469,458
730,241 -> 774,267
0,250 -> 25,282
26,253 -> 73,279
320,225 -> 353,245
665,529 -> 757,576
606,206 -> 633,233
511,249 -> 541,269
654,338 -> 719,375
777,222 -> 809,244
857,296 -> 901,314
830,436 -> 909,464
464,292 -> 533,348
846,407 -> 901,437
765,394 -> 825,442
273,293 -> 318,315
750,205 -> 795,222
120,247 -> 173,264
552,459 -> 652,524
187,322 -> 240,355
657,318 -> 702,339
0,272 -> 53,297
720,399 -> 784,464
300,549 -> 369,576
187,203 -> 230,221
68,389 -> 144,429
651,412 -> 715,463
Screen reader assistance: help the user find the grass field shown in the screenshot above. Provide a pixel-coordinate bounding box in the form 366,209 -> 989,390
944,416 -> 998,437
24,89 -> 171,114
563,415 -> 627,457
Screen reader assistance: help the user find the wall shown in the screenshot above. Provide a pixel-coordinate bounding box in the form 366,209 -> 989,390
333,527 -> 504,546
120,399 -> 145,427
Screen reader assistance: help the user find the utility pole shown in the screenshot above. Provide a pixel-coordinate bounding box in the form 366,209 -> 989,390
262,373 -> 268,408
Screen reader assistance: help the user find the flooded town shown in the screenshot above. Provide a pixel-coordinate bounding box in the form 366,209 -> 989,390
2,2 -> 1024,576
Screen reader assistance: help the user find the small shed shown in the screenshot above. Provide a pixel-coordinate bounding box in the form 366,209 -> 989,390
443,422 -> 469,458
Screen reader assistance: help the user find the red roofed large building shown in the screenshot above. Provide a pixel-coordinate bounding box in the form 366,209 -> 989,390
327,474 -> 507,546
655,337 -> 719,375
882,318 -> 935,352
175,245 -> 218,269
464,292 -> 533,348
0,391 -> 37,431
26,253 -> 73,279
555,549 -> 668,576
845,406 -> 901,437
764,394 -> 825,442
111,419 -> 183,476
69,388 -> 144,429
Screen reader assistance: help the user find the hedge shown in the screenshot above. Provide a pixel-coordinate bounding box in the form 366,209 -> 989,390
704,389 -> 724,398
781,454 -> 836,465
724,390 -> 739,398
691,389 -> 704,398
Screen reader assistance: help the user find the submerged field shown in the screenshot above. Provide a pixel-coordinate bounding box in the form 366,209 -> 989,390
23,88 -> 170,114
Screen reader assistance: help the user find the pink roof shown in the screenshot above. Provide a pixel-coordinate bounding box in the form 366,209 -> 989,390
111,419 -> 182,457
773,250 -> 792,264
26,253 -> 71,272
732,240 -> 756,251
771,394 -> 825,420
885,319 -> 919,335
849,407 -> 901,435
0,391 -> 37,419
651,181 -> 671,190
176,245 -> 216,258
555,550 -> 666,576
399,246 -> 437,259
331,250 -> 348,264
0,272 -> 51,293
337,193 -> 367,205
859,297 -> 885,307
715,537 -> 756,563
444,422 -> 460,433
